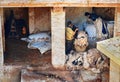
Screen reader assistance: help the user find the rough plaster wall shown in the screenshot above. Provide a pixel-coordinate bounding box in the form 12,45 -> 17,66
93,7 -> 115,21
66,7 -> 92,25
34,7 -> 51,31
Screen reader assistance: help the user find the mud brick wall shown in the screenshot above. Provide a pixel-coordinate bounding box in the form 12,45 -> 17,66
29,7 -> 51,33
93,7 -> 115,21
34,7 -> 51,32
66,7 -> 92,26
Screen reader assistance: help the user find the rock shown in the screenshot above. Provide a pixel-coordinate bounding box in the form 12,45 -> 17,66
101,71 -> 109,82
81,70 -> 101,82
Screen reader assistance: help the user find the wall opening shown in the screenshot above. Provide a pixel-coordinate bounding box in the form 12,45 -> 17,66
65,7 -> 115,53
65,7 -> 115,81
3,7 -> 52,66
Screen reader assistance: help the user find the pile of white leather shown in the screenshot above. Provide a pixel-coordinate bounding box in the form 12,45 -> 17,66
21,32 -> 51,54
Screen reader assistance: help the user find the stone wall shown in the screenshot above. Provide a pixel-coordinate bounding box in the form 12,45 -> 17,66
34,7 -> 51,32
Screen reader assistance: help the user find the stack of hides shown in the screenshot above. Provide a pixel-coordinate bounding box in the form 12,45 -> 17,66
22,32 -> 51,54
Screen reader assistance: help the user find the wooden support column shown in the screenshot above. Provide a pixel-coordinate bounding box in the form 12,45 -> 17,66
51,7 -> 65,69
29,8 -> 35,34
114,7 -> 120,37
0,16 -> 3,66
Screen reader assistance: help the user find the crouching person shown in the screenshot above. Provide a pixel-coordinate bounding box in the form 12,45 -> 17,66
65,21 -> 78,55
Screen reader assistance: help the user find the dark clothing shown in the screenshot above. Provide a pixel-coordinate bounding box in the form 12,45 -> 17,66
72,25 -> 78,39
102,20 -> 108,34
89,13 -> 99,21
65,39 -> 74,55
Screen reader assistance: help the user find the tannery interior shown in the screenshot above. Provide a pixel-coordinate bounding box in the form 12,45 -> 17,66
0,0 -> 120,82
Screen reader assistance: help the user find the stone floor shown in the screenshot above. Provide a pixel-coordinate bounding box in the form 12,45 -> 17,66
4,38 -> 109,82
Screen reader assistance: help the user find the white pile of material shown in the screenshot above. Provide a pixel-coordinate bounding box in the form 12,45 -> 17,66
28,32 -> 51,42
28,41 -> 51,54
66,48 -> 109,73
21,32 -> 51,54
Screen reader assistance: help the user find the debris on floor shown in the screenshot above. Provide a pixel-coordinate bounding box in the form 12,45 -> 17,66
66,48 -> 109,73
5,38 -> 52,66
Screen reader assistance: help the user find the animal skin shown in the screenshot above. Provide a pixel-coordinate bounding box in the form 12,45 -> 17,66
74,31 -> 88,52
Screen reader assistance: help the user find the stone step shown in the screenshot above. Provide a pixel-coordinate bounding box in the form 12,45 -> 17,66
1,65 -> 109,82
2,66 -> 22,82
21,66 -> 109,82
21,69 -> 74,82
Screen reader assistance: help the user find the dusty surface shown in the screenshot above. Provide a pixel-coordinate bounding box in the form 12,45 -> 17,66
21,67 -> 109,82
3,66 -> 22,82
4,38 -> 52,67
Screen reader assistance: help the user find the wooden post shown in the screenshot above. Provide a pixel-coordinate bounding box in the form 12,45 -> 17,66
29,8 -> 35,34
114,7 -> 120,37
51,7 -> 66,69
0,15 -> 3,66
110,60 -> 120,82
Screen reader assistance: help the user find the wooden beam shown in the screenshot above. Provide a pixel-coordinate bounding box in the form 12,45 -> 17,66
0,2 -> 120,7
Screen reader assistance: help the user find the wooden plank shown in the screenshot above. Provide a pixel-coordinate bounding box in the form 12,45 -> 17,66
110,60 -> 120,82
97,37 -> 120,66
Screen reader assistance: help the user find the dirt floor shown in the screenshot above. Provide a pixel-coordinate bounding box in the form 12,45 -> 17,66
4,38 -> 109,82
4,38 -> 52,66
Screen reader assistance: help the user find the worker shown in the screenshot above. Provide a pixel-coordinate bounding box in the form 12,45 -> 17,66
84,12 -> 108,40
65,21 -> 78,55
